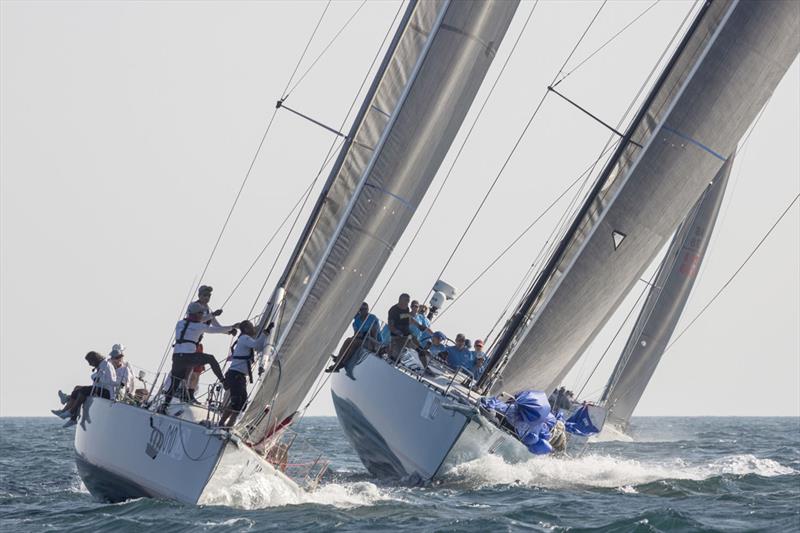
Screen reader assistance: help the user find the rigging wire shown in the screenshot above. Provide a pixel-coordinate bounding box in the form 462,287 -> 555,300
195,1 -> 333,288
574,268 -> 658,398
245,0 -> 406,319
428,0 -> 608,301
431,140 -> 620,326
241,2 -> 408,429
482,0 -> 699,353
553,0 -> 661,87
573,96 -> 774,397
663,193 -> 799,354
283,0 -> 370,99
370,0 -> 541,308
219,143 -> 343,309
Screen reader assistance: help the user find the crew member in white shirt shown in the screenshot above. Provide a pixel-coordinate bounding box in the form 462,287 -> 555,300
192,285 -> 223,326
63,352 -> 120,428
110,343 -> 134,398
218,320 -> 273,428
161,301 -> 236,410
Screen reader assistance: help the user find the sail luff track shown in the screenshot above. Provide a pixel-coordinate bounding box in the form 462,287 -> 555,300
236,0 -> 521,444
485,0 -> 800,396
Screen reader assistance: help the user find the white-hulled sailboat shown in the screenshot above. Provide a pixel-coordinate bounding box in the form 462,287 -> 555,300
74,0 -> 522,503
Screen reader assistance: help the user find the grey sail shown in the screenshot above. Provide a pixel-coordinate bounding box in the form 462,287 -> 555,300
600,154 -> 733,430
236,0 -> 520,444
483,0 -> 799,396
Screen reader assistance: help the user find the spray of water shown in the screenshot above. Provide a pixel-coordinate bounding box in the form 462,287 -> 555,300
444,453 -> 795,490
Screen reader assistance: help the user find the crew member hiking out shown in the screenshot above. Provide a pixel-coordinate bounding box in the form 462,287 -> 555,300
327,302 -> 380,373
218,320 -> 273,428
160,301 -> 236,412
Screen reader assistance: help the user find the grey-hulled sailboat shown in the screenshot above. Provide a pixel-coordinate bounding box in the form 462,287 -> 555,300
332,0 -> 799,481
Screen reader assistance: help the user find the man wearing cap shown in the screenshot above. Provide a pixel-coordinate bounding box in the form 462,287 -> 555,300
444,333 -> 478,376
472,339 -> 487,380
109,343 -> 134,398
426,331 -> 448,360
161,301 -> 236,411
192,285 -> 223,326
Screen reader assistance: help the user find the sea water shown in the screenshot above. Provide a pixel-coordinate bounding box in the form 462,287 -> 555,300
0,417 -> 797,532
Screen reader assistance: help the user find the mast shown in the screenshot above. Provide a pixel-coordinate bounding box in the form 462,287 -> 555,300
480,0 -> 799,395
600,155 -> 733,429
236,0 -> 520,444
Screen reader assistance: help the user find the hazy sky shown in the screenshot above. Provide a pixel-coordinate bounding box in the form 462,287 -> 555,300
2,1 -> 798,418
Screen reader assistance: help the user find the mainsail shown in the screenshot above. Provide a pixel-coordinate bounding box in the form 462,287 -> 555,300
599,155 -> 733,430
483,0 -> 799,395
237,0 -> 520,444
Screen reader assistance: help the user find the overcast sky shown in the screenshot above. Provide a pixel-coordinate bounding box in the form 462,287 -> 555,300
2,0 -> 798,418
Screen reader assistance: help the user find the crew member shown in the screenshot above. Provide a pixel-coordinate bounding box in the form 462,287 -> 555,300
388,293 -> 415,361
444,333 -> 478,376
218,320 -> 273,428
327,302 -> 380,373
161,301 -> 236,411
193,285 -> 223,326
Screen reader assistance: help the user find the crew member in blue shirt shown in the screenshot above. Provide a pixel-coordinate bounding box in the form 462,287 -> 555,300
327,302 -> 380,372
445,333 -> 477,375
426,331 -> 448,360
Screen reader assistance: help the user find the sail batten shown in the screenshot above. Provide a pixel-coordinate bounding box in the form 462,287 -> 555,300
485,0 -> 799,396
601,156 -> 733,429
237,0 -> 520,444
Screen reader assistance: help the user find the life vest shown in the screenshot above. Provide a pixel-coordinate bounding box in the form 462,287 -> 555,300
230,339 -> 255,383
173,319 -> 204,353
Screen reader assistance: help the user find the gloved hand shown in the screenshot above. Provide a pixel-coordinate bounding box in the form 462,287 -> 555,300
258,366 -> 265,376
213,309 -> 223,316
265,322 -> 275,334
228,328 -> 238,336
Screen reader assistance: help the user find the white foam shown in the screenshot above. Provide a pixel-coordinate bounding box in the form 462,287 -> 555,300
444,453 -> 795,489
198,452 -> 398,510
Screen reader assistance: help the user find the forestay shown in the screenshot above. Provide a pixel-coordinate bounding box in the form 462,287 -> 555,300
600,155 -> 733,430
237,0 -> 519,445
486,0 -> 799,395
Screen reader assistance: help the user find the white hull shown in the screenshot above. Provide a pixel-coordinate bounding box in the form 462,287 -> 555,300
331,351 -> 530,483
74,397 -> 293,504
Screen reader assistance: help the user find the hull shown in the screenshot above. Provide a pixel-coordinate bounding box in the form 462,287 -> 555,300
74,397 -> 291,504
331,351 -> 530,483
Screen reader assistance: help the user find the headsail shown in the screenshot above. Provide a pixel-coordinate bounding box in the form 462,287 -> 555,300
599,155 -> 733,430
237,0 -> 520,444
483,0 -> 799,395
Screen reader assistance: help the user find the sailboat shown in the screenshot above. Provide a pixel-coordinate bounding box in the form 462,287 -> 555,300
330,0 -> 799,482
600,154 -> 734,433
73,0 -> 522,504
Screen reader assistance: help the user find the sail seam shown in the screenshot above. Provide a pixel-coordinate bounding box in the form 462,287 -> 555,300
661,125 -> 727,161
440,23 -> 497,57
493,0 -> 739,391
273,0 -> 453,355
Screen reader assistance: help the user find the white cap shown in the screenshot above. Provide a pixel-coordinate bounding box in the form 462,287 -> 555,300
110,343 -> 125,358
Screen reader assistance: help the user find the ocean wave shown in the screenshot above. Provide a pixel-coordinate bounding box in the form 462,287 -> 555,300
443,453 -> 796,489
